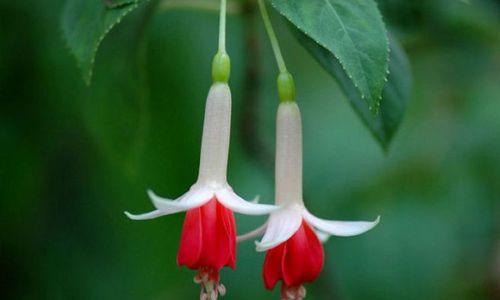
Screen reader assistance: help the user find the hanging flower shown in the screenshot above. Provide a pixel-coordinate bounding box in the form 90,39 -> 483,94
125,75 -> 278,299
239,100 -> 380,300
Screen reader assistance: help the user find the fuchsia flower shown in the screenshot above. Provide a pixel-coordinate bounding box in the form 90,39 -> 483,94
125,82 -> 277,299
240,101 -> 380,300
262,220 -> 323,299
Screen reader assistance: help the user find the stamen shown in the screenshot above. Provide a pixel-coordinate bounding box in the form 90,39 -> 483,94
280,284 -> 307,300
194,274 -> 203,284
217,283 -> 226,296
194,267 -> 226,300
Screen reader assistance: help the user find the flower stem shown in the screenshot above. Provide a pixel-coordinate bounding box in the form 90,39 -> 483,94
219,0 -> 227,53
212,0 -> 231,83
257,0 -> 287,74
159,0 -> 242,14
257,0 -> 295,102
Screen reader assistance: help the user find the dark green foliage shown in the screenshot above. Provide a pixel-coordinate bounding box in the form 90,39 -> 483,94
1,0 -> 499,299
293,28 -> 411,148
61,0 -> 147,84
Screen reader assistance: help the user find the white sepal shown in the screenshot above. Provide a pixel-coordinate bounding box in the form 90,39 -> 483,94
124,210 -> 166,221
304,210 -> 380,237
255,204 -> 303,252
216,187 -> 278,216
236,223 -> 268,243
315,230 -> 331,243
251,195 -> 260,204
148,189 -> 212,211
124,187 -> 213,221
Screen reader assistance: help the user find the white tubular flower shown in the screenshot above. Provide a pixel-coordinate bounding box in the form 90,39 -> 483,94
125,82 -> 277,298
126,83 -> 277,221
256,102 -> 379,251
240,100 -> 379,300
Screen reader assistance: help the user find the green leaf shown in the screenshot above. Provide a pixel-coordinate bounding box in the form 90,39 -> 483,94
292,27 -> 411,148
61,0 -> 146,84
270,0 -> 389,112
82,3 -> 152,177
103,0 -> 137,8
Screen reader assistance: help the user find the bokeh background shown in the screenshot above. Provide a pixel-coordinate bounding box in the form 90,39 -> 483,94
1,0 -> 499,299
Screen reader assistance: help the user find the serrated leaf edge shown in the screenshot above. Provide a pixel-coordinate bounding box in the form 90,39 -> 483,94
61,0 -> 143,85
270,0 -> 390,112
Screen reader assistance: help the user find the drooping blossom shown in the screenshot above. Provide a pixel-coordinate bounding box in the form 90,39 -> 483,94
239,100 -> 379,300
126,79 -> 277,299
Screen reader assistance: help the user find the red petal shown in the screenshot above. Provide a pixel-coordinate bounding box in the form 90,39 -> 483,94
282,221 -> 324,287
219,201 -> 237,269
263,243 -> 286,290
177,198 -> 236,271
177,206 -> 203,268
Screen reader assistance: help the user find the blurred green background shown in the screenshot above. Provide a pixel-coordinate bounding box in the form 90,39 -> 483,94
1,0 -> 499,299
